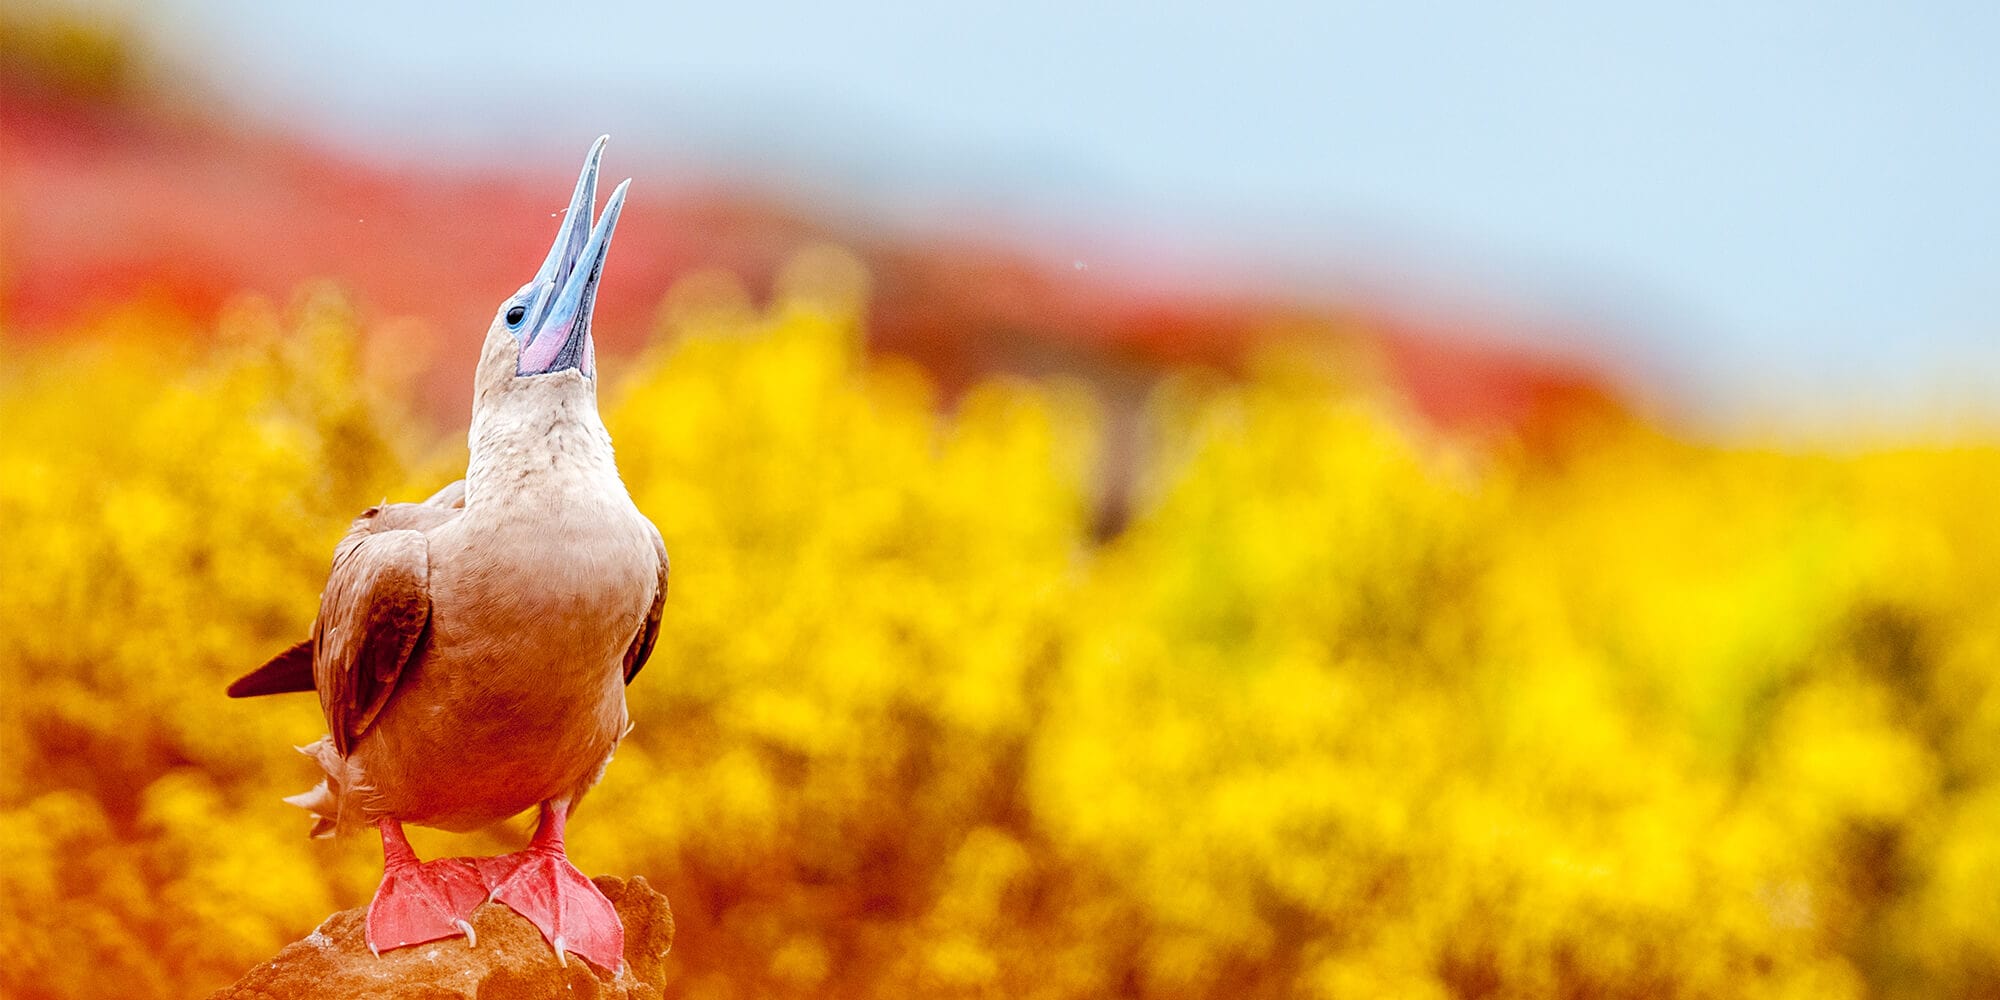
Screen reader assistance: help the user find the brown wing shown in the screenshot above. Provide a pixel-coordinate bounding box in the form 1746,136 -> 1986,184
621,523 -> 669,685
228,638 -> 315,697
314,513 -> 435,755
225,482 -> 464,700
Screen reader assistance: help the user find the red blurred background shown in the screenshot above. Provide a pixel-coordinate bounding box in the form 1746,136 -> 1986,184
0,14 -> 1625,443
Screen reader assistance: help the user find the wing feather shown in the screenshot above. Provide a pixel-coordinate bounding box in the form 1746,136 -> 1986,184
229,482 -> 462,712
227,638 -> 316,697
315,516 -> 433,755
621,523 -> 669,685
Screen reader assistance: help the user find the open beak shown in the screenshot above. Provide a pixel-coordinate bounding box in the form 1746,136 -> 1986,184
519,136 -> 630,377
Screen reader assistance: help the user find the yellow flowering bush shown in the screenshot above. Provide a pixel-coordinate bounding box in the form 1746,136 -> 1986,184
3,261 -> 1997,999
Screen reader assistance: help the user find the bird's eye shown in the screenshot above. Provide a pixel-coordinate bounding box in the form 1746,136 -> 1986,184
506,305 -> 528,326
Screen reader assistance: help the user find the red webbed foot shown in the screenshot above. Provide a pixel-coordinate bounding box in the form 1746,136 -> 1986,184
477,800 -> 623,972
366,820 -> 487,955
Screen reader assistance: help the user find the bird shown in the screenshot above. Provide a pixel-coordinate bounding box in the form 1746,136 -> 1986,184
228,136 -> 667,973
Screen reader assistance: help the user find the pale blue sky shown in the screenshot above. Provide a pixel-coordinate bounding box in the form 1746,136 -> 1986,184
120,0 -> 1999,422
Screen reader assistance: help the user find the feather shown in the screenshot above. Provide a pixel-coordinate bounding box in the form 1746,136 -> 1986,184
228,638 -> 316,697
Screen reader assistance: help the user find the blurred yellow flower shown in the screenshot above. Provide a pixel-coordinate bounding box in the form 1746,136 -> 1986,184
3,268 -> 1997,998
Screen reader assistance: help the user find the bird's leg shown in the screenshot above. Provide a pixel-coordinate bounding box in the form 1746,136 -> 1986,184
476,799 -> 624,971
365,818 -> 487,956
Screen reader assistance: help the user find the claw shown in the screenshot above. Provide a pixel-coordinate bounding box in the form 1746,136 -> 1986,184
478,801 -> 624,971
456,919 -> 478,948
365,820 -> 487,956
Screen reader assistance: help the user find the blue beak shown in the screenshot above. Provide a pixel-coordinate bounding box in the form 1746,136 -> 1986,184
518,136 -> 630,377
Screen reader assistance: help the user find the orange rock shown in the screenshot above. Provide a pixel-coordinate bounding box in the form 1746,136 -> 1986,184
210,876 -> 674,1000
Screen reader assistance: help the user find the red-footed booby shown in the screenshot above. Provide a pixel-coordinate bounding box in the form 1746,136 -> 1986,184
229,137 -> 667,972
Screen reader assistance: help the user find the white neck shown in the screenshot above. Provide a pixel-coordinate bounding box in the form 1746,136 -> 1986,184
465,382 -> 627,511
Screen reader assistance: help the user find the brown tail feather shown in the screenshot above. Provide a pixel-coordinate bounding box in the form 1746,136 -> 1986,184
228,638 -> 316,697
